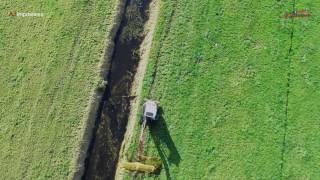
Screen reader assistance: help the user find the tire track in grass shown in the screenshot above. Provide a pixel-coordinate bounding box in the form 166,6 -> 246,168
280,0 -> 296,178
149,0 -> 178,97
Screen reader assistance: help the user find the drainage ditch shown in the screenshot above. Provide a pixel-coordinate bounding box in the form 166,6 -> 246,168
82,0 -> 151,179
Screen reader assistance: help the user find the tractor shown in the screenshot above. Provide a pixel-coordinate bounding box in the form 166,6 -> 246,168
122,100 -> 161,173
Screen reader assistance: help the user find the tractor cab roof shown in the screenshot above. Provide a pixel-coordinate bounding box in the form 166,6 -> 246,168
143,100 -> 158,120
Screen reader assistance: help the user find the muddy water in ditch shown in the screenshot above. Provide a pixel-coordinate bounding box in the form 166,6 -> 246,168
82,0 -> 151,179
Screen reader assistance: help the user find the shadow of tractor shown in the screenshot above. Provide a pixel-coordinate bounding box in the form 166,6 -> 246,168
148,107 -> 181,179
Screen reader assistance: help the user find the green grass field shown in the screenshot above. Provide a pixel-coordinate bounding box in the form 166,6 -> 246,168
0,0 -> 118,179
283,1 -> 320,178
125,0 -> 320,179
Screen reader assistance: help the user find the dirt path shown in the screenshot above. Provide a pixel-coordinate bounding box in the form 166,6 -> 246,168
114,0 -> 161,179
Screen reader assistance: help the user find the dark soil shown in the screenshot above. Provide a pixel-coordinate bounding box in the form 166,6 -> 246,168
82,0 -> 151,179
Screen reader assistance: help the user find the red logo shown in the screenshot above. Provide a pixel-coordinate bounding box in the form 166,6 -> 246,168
284,10 -> 310,19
